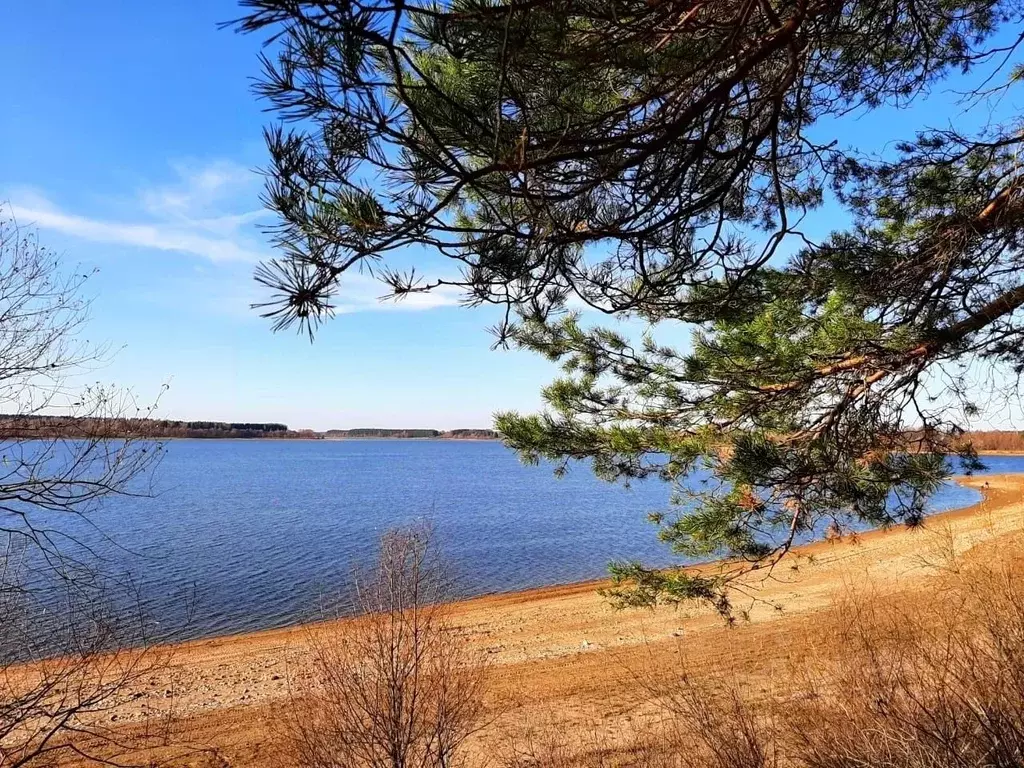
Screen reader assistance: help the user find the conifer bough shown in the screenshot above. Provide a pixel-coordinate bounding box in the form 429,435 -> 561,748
236,0 -> 1024,611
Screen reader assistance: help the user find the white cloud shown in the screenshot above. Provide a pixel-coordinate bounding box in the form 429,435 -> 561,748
332,272 -> 463,314
141,160 -> 259,221
4,160 -> 464,314
8,198 -> 266,263
133,268 -> 464,322
5,161 -> 269,263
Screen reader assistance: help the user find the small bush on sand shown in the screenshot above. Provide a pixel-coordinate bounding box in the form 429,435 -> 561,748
285,524 -> 487,768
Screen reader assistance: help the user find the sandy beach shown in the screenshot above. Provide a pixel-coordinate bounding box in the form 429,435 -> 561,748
53,472 -> 1024,766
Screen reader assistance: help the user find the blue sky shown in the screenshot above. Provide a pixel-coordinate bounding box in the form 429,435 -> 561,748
0,1 -> 564,430
2,2 -> 1023,431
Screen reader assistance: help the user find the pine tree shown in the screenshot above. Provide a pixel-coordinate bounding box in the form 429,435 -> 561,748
235,0 -> 1024,610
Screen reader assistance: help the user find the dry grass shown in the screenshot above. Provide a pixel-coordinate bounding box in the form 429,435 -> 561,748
787,554 -> 1024,768
499,540 -> 1024,768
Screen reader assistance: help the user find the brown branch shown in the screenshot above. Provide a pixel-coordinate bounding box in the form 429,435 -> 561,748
758,182 -> 1024,394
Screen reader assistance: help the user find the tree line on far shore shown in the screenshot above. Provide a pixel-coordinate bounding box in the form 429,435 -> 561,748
0,415 -> 498,441
0,414 -> 1014,448
324,428 -> 499,440
964,431 -> 1024,452
0,414 -> 306,440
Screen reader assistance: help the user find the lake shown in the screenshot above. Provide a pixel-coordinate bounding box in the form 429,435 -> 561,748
22,439 -> 1021,641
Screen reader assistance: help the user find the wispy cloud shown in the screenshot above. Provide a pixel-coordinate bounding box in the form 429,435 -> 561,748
8,198 -> 266,263
331,272 -> 463,314
6,161 -> 269,263
139,160 -> 264,237
5,160 -> 464,314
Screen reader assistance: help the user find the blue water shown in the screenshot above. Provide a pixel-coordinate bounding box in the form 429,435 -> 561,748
20,440 -> 1024,641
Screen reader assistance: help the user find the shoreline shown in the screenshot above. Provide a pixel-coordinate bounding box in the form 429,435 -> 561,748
160,471 -> 1000,653
54,472 -> 1024,766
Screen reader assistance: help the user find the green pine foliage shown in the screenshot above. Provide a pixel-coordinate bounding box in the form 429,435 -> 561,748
236,0 -> 1023,610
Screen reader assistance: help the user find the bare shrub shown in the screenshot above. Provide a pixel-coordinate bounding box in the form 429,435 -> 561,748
499,719 -> 701,768
0,558 -> 157,766
286,524 -> 487,768
0,211 -> 193,765
642,558 -> 1024,768
787,558 -> 1024,768
644,674 -> 777,768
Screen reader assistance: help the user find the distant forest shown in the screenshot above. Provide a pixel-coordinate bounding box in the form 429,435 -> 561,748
0,415 -> 315,439
324,428 -> 497,440
1,417 -> 1019,449
0,416 -> 498,440
964,431 -> 1024,453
